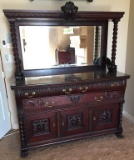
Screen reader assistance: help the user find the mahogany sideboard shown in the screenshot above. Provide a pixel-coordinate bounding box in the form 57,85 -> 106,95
3,1 -> 130,157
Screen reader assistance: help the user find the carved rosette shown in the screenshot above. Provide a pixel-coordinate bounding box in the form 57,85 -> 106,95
67,113 -> 82,129
98,110 -> 112,124
32,119 -> 50,135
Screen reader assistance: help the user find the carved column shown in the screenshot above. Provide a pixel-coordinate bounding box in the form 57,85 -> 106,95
18,111 -> 28,157
94,26 -> 101,65
111,19 -> 119,72
94,26 -> 99,63
9,21 -> 23,83
115,102 -> 124,138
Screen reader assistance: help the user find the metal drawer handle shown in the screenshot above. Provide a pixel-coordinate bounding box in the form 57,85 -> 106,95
45,102 -> 54,108
111,82 -> 119,87
63,88 -> 72,94
53,123 -> 56,127
93,117 -> 96,121
79,86 -> 88,93
95,96 -> 103,101
25,92 -> 36,98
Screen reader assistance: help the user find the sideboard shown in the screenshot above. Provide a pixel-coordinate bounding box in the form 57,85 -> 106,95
3,1 -> 130,157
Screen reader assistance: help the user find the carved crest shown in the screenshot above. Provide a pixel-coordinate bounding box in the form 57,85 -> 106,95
60,1 -> 78,21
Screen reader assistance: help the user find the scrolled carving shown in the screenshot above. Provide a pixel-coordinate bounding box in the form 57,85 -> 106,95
60,1 -> 78,21
67,95 -> 83,104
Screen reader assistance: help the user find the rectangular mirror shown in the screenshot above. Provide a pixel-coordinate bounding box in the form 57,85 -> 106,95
19,25 -> 102,70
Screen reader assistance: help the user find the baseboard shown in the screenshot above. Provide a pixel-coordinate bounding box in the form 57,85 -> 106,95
12,123 -> 19,130
123,110 -> 134,123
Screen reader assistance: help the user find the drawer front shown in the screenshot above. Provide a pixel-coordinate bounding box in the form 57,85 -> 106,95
19,80 -> 125,98
23,95 -> 73,113
23,90 -> 123,114
67,90 -> 123,105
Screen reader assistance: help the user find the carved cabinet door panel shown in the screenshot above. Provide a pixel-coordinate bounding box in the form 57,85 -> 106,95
92,104 -> 119,131
24,111 -> 57,144
60,107 -> 89,137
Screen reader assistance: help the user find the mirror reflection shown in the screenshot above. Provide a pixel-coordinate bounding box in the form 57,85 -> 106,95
19,26 -> 102,70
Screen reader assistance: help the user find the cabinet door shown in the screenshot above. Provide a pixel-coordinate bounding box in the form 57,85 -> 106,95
60,107 -> 89,137
92,104 -> 119,131
24,111 -> 57,144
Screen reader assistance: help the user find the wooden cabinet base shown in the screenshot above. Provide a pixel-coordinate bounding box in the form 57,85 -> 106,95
11,71 -> 130,157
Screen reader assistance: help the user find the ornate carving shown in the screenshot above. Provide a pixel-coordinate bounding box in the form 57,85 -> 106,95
105,91 -> 121,99
67,95 -> 83,104
67,113 -> 82,129
99,110 -> 112,124
32,119 -> 50,135
60,1 -> 78,21
19,116 -> 27,148
9,21 -> 23,82
108,19 -> 119,72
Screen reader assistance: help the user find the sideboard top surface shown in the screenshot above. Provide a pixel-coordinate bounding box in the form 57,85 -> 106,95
11,70 -> 130,90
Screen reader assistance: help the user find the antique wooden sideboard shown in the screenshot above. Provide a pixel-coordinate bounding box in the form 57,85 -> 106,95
3,1 -> 130,157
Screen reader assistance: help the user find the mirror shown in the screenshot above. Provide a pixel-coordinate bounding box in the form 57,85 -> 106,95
19,25 -> 102,70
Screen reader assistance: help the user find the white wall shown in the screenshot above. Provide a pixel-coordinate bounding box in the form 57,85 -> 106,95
0,0 -> 130,129
124,0 -> 134,118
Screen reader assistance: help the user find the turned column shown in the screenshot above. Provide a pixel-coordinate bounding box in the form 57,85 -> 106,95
111,19 -> 120,72
94,26 -> 101,64
9,21 -> 23,83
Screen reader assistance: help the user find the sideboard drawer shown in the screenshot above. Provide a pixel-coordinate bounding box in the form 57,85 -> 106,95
23,90 -> 123,114
22,95 -> 72,113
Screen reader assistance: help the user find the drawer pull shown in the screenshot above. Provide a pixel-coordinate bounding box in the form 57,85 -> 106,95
53,123 -> 56,127
25,92 -> 36,98
62,122 -> 65,126
79,86 -> 88,93
95,96 -> 103,101
93,117 -> 96,121
111,82 -> 119,87
25,93 -> 29,96
48,105 -> 53,108
63,88 -> 72,94
45,102 -> 53,108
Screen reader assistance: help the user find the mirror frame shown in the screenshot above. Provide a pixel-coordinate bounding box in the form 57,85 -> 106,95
3,2 -> 124,83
